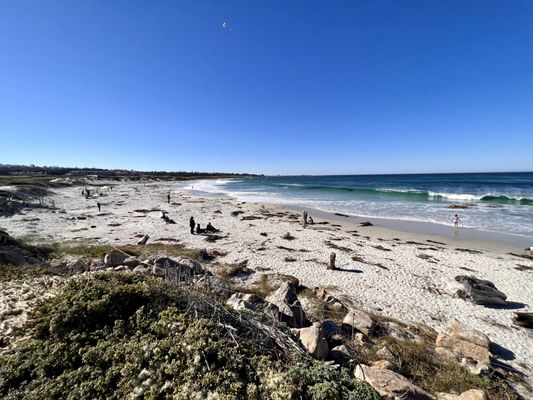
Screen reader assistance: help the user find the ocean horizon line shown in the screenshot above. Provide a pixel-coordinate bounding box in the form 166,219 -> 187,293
262,170 -> 533,178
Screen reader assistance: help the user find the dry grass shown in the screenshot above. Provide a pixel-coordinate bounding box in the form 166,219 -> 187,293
217,260 -> 253,281
234,274 -> 275,298
343,314 -> 521,400
58,242 -> 198,261
295,287 -> 343,323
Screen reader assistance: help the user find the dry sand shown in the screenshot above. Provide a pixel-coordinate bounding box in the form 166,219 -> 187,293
1,180 -> 532,382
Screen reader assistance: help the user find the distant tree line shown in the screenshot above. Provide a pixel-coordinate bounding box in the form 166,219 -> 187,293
0,164 -> 259,178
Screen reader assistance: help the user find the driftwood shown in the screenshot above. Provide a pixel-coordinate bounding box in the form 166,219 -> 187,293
137,234 -> 149,245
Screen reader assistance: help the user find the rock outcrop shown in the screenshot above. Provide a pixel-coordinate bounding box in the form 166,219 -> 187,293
342,308 -> 373,335
449,276 -> 507,306
122,256 -> 141,268
435,320 -> 491,374
354,364 -> 434,400
0,230 -> 50,266
265,281 -> 306,328
330,344 -> 351,363
152,257 -> 209,282
436,389 -> 486,400
104,252 -> 128,267
0,250 -> 26,266
294,322 -> 329,360
67,259 -> 88,274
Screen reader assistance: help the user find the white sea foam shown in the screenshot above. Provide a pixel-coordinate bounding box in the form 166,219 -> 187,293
183,179 -> 533,237
427,192 -> 481,201
177,179 -> 242,193
375,188 -> 426,194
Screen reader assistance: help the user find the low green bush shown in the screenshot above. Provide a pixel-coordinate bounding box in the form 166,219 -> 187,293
0,273 -> 379,400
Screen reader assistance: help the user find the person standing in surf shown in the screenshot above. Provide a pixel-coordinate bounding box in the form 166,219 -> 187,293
453,214 -> 461,229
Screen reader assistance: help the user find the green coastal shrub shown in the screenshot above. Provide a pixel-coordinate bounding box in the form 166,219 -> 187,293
0,273 -> 379,400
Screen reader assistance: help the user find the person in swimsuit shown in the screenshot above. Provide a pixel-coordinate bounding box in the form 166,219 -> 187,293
453,214 -> 461,229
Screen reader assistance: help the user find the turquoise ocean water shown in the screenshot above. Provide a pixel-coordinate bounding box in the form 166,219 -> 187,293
178,172 -> 533,240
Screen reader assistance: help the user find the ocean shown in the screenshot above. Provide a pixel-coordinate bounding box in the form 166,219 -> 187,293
178,172 -> 533,241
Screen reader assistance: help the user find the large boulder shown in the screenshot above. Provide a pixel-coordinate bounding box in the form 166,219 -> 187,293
122,256 -> 141,268
355,364 -> 434,400
104,252 -> 128,267
67,259 -> 88,274
175,257 -> 206,275
450,276 -> 507,306
435,320 -> 491,374
265,281 -> 306,328
330,344 -> 352,363
295,322 -> 329,360
342,308 -> 373,335
0,249 -> 26,266
376,346 -> 395,362
437,389 -> 486,400
153,257 -> 209,282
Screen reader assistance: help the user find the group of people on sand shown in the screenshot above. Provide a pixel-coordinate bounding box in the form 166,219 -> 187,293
189,217 -> 220,235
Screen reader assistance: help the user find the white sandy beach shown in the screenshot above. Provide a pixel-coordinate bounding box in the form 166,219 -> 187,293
1,180 -> 532,383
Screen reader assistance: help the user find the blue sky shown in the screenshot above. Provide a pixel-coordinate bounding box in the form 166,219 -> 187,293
1,1 -> 532,175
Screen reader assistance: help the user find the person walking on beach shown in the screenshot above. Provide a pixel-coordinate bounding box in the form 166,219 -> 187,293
167,192 -> 171,204
303,211 -> 308,227
453,214 -> 461,229
189,217 -> 196,234
97,202 -> 101,212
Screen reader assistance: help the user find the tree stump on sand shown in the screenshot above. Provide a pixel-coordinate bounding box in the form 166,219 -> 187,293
328,252 -> 336,270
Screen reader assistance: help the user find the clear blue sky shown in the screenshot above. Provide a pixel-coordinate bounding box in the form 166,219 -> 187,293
1,1 -> 532,175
